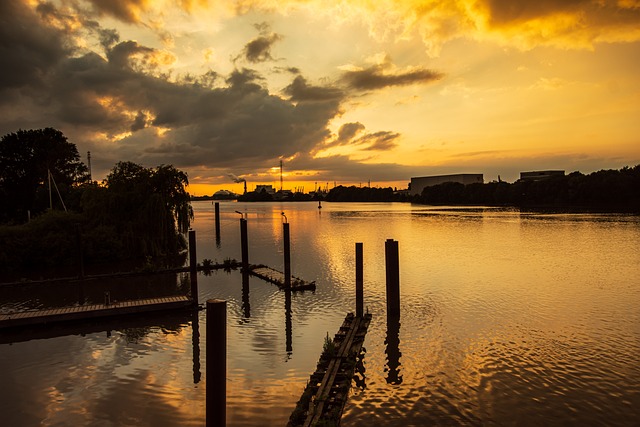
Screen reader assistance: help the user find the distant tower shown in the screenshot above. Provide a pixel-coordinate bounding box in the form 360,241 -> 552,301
87,151 -> 92,181
280,159 -> 283,192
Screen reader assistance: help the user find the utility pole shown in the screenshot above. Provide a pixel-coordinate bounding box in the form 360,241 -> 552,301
280,159 -> 283,192
87,151 -> 92,181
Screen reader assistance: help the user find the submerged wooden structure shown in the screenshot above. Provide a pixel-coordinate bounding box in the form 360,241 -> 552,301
0,295 -> 193,330
248,265 -> 316,291
288,312 -> 372,427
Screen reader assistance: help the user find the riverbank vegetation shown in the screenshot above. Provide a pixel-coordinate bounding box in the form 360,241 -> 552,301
0,129 -> 193,278
414,166 -> 640,211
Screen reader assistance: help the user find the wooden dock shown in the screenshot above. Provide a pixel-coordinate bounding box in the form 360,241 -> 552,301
288,312 -> 372,426
0,295 -> 194,329
248,265 -> 316,291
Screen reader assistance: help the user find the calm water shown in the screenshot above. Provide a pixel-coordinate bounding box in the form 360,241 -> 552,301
1,201 -> 639,426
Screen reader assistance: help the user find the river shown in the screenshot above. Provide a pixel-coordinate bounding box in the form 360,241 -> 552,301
1,201 -> 639,426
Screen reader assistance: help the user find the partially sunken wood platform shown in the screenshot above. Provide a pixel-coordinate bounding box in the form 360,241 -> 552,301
0,295 -> 194,329
248,265 -> 316,291
288,312 -> 372,426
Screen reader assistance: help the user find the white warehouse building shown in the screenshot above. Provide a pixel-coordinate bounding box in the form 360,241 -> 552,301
410,174 -> 484,196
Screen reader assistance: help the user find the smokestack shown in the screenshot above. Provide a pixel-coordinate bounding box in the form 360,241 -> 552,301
244,181 -> 247,194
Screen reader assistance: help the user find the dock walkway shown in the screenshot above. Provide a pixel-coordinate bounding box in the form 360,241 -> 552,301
288,312 -> 372,426
0,295 -> 193,329
248,265 -> 316,291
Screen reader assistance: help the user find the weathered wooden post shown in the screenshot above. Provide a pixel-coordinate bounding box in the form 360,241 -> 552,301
240,216 -> 248,269
214,202 -> 221,246
385,239 -> 400,317
355,242 -> 364,317
189,230 -> 198,305
283,220 -> 291,288
206,299 -> 226,427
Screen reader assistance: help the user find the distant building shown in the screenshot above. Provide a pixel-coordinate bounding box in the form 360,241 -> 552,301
255,184 -> 276,195
519,170 -> 565,181
410,174 -> 483,196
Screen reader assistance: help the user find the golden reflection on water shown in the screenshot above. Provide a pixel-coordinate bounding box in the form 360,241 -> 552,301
1,203 -> 639,426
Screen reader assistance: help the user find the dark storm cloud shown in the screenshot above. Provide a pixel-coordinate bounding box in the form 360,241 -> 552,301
0,1 -> 414,183
336,122 -> 365,144
83,0 -> 150,23
0,1 -> 68,91
238,22 -> 282,63
283,76 -> 344,102
341,64 -> 444,91
356,131 -> 400,151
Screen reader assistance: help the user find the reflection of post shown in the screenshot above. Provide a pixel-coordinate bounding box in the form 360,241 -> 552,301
384,314 -> 402,385
285,289 -> 292,355
240,218 -> 248,269
385,239 -> 400,317
355,242 -> 363,317
242,271 -> 251,318
283,222 -> 291,288
189,230 -> 198,306
192,309 -> 201,384
206,299 -> 226,427
214,202 -> 221,248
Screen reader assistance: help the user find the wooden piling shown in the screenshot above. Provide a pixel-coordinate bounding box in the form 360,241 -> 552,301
206,299 -> 226,427
283,222 -> 291,288
385,239 -> 400,317
240,218 -> 248,269
355,242 -> 363,317
189,230 -> 198,305
214,202 -> 221,245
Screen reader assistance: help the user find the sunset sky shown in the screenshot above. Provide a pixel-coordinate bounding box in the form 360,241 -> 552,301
2,0 -> 639,195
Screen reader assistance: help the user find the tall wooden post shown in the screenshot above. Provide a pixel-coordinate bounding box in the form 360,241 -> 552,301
206,299 -> 226,427
355,242 -> 363,317
385,239 -> 400,317
214,202 -> 221,246
283,222 -> 291,288
240,218 -> 248,269
189,230 -> 198,305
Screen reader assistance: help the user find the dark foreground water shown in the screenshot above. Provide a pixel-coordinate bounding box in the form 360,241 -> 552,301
1,202 -> 639,426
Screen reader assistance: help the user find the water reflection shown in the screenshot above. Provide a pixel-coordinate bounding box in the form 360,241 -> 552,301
192,310 -> 201,384
285,290 -> 292,356
241,271 -> 251,319
385,314 -> 402,385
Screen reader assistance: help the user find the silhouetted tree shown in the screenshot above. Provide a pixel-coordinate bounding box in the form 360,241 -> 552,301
0,128 -> 88,223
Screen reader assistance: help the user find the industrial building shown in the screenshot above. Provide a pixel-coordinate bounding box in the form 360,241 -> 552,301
519,170 -> 565,181
410,174 -> 483,196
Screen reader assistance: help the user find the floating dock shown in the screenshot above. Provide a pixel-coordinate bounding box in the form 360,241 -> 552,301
248,265 -> 316,291
0,295 -> 194,329
288,312 -> 372,427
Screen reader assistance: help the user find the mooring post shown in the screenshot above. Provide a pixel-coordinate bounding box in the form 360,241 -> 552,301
206,299 -> 226,427
283,221 -> 291,288
355,242 -> 364,317
385,239 -> 400,317
214,202 -> 221,244
240,217 -> 248,270
189,230 -> 198,305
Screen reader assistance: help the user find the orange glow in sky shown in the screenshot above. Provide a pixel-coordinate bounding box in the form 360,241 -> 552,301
2,0 -> 639,195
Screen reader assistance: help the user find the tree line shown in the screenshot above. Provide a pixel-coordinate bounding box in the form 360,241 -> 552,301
414,166 -> 640,210
0,128 -> 193,277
